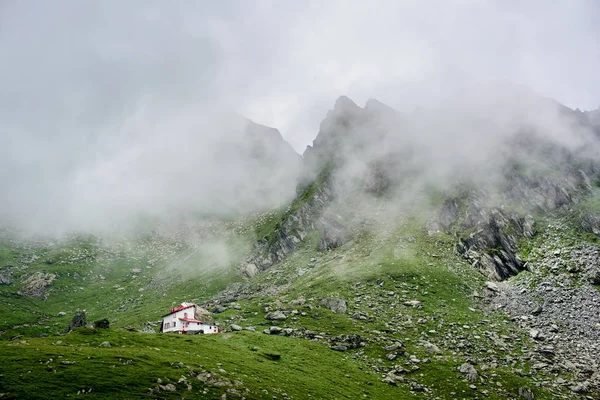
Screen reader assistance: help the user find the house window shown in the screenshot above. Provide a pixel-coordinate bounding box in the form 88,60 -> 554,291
165,322 -> 170,329
173,321 -> 176,327
184,313 -> 188,318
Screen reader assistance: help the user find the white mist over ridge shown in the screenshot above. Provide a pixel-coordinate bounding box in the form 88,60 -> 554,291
0,104 -> 301,236
303,84 -> 600,209
1,1 -> 599,236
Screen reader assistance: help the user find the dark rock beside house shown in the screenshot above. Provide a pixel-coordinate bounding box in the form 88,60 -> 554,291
65,311 -> 87,332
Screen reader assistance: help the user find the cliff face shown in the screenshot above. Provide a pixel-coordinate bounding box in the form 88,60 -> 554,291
241,91 -> 600,283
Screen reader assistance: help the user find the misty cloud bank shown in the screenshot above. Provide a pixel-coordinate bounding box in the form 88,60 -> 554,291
1,1 -> 598,236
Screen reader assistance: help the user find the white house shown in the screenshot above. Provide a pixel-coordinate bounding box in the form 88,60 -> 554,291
160,302 -> 219,334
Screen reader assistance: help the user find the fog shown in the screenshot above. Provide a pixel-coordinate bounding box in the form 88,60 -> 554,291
0,1 -> 598,236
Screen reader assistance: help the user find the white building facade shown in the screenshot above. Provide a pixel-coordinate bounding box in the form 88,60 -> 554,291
161,303 -> 219,334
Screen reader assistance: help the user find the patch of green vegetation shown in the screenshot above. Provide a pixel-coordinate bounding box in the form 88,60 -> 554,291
212,216 -> 562,399
0,205 -> 584,399
0,328 -> 406,399
256,163 -> 332,247
0,227 -> 247,337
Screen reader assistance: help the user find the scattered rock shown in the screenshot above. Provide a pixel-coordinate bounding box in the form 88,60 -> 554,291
289,297 -> 306,306
0,268 -> 12,285
269,326 -> 282,335
265,311 -> 287,321
384,342 -> 403,352
529,329 -> 545,341
320,298 -> 347,313
99,341 -> 111,347
18,271 -> 56,297
138,326 -> 156,334
459,363 -> 478,382
403,300 -> 422,308
65,311 -> 87,332
159,384 -> 176,392
423,341 -> 441,354
212,305 -> 227,314
531,305 -> 543,316
351,312 -> 368,320
230,324 -> 242,331
485,281 -> 499,292
569,383 -> 586,393
588,268 -> 600,285
94,319 -> 110,329
518,386 -> 535,399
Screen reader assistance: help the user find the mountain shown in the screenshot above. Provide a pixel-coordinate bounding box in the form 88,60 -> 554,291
2,90 -> 600,399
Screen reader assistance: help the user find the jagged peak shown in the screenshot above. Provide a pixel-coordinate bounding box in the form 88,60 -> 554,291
333,95 -> 361,113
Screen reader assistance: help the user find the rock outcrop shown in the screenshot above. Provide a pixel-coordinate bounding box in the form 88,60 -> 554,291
18,271 -> 56,297
0,266 -> 13,285
239,169 -> 335,276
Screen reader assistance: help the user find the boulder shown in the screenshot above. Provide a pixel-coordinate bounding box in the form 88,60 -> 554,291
212,305 -> 227,314
289,297 -> 306,307
518,386 -> 535,399
320,298 -> 347,313
403,300 -> 422,308
269,326 -> 283,335
265,311 -> 287,321
94,319 -> 110,329
65,311 -> 87,332
0,267 -> 12,285
459,363 -> 478,382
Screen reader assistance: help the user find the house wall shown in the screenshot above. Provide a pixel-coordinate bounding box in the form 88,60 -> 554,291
198,324 -> 219,334
162,307 -> 195,333
161,306 -> 219,334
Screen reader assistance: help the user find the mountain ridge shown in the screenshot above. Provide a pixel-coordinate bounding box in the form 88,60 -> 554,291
2,89 -> 600,399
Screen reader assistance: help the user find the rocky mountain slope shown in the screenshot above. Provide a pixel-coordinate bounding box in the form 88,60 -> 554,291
2,92 -> 600,399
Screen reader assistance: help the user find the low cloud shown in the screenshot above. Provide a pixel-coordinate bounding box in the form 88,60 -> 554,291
0,1 -> 598,236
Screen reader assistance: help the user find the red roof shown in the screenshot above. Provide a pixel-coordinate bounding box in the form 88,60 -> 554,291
162,303 -> 195,317
179,318 -> 202,323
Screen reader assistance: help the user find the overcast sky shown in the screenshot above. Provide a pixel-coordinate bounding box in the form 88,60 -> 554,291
1,0 -> 599,234
2,0 -> 598,153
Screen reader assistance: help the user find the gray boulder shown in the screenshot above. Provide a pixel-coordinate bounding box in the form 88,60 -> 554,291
212,305 -> 227,314
320,298 -> 347,313
0,267 -> 12,285
265,311 -> 287,321
65,311 -> 87,332
459,363 -> 478,382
